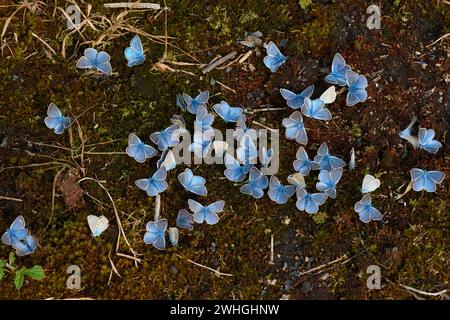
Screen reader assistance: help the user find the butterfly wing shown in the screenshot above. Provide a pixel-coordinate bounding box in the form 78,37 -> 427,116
176,209 -> 194,230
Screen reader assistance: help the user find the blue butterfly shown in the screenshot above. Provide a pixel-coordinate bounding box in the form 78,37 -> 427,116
240,167 -> 269,199
234,115 -> 258,141
263,41 -> 287,73
194,106 -> 215,135
314,143 -> 346,171
183,91 -> 209,114
44,103 -> 73,135
418,128 -> 442,154
293,146 -> 320,176
301,97 -> 332,121
176,209 -> 194,230
178,168 -> 208,196
135,167 -> 168,196
316,168 -> 343,199
268,176 -> 296,204
150,124 -> 180,151
144,219 -> 167,250
282,111 -> 308,144
280,85 -> 314,109
176,93 -> 187,111
224,153 -> 252,182
188,199 -> 225,225
410,168 -> 445,193
296,188 -> 327,214
126,133 -> 157,163
1,215 -> 27,247
345,70 -> 368,106
76,48 -> 112,75
14,234 -> 38,257
354,194 -> 382,223
213,101 -> 243,123
236,135 -> 258,164
260,147 -> 274,167
189,132 -> 213,158
124,35 -> 145,67
325,53 -> 351,86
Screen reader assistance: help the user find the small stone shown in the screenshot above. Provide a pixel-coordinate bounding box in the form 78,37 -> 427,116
301,281 -> 312,294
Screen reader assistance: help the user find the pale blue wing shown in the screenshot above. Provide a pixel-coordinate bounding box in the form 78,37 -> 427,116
280,89 -> 303,109
189,184 -> 208,196
151,180 -> 168,194
345,70 -> 360,87
15,235 -> 37,256
346,90 -> 367,106
127,145 -> 145,163
368,207 -> 382,221
331,53 -> 347,73
204,210 -> 220,225
1,231 -> 11,245
311,193 -> 327,206
193,209 -> 206,224
207,200 -> 225,214
150,131 -> 161,145
421,140 -> 442,154
152,235 -> 166,250
280,88 -> 297,100
168,227 -> 179,246
53,122 -> 66,134
268,188 -> 287,204
176,209 -> 194,230
263,55 -> 283,73
296,196 -> 307,211
176,93 -> 187,111
188,199 -> 203,213
330,168 -> 343,184
284,185 -> 296,197
305,197 -> 320,214
428,171 -> 445,184
44,116 -> 60,129
143,144 -> 157,158
269,175 -> 281,189
296,146 -> 309,161
76,48 -> 96,68
266,41 -> 282,56
316,181 -> 329,192
255,175 -> 269,189
423,175 -> 437,192
329,156 -> 346,169
135,178 -> 150,191
195,90 -> 209,105
10,216 -> 25,230
224,166 -> 246,182
358,207 -> 372,223
410,168 -> 424,181
47,103 -> 62,117
412,177 -> 426,192
313,107 -> 332,121
324,188 -> 337,199
153,167 -> 167,181
145,182 -> 160,196
354,74 -> 368,89
96,61 -> 112,76
316,143 -> 329,156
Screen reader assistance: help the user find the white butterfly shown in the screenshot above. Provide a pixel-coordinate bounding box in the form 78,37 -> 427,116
319,86 -> 337,105
398,115 -> 419,149
157,149 -> 177,171
361,174 -> 380,193
287,172 -> 306,188
349,147 -> 356,171
87,215 -> 109,237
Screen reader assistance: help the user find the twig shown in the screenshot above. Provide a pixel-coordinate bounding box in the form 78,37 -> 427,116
252,121 -> 277,133
0,196 -> 23,202
298,255 -> 347,277
154,194 -> 161,221
83,151 -> 127,155
399,284 -> 447,297
269,234 -> 274,265
215,80 -> 236,94
426,33 -> 450,48
175,254 -> 233,277
41,167 -> 67,236
104,2 -> 161,9
202,51 -> 237,74
31,32 -> 56,55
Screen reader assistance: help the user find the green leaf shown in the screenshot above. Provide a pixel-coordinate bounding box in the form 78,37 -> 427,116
24,265 -> 46,280
0,259 -> 5,268
14,268 -> 25,290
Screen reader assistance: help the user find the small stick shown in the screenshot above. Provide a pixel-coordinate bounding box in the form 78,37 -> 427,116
298,255 -> 347,277
154,194 -> 161,221
31,32 -> 56,55
399,284 -> 447,297
83,151 -> 127,155
426,33 -> 450,48
0,196 -> 23,202
104,2 -> 161,10
269,234 -> 274,265
202,51 -> 237,74
238,50 -> 253,64
175,254 -> 233,277
250,107 -> 286,113
215,80 -> 236,94
252,121 -> 277,133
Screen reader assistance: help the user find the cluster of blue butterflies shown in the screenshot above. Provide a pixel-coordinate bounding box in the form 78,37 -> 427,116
36,37 -> 445,254
1,216 -> 37,256
76,35 -> 146,75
